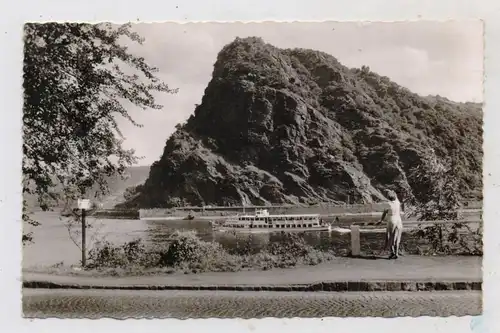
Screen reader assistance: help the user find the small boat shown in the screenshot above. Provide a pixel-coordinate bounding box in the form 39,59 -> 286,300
211,209 -> 331,233
183,212 -> 195,220
331,227 -> 351,234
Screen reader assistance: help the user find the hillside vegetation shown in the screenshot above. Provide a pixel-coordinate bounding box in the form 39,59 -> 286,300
24,166 -> 150,211
121,37 -> 483,208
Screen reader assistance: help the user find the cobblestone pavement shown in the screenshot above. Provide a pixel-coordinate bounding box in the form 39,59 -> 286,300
23,289 -> 481,319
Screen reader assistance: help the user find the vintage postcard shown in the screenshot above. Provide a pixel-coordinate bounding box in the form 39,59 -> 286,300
20,21 -> 483,319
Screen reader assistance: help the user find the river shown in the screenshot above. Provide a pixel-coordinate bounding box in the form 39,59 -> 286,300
22,211 -> 477,268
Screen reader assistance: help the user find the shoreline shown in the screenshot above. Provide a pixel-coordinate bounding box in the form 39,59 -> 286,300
88,207 -> 482,221
47,205 -> 483,221
139,211 -> 384,221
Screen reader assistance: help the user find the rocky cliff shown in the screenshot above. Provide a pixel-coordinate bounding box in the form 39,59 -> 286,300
125,37 -> 483,208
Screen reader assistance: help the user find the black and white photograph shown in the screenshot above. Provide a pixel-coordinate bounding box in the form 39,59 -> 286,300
20,21 -> 483,319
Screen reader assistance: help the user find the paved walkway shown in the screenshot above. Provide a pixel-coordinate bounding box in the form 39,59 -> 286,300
23,256 -> 482,291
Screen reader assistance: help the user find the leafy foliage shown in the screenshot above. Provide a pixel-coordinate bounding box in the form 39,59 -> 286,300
87,238 -> 162,269
79,225 -> 481,275
22,199 -> 40,244
406,152 -> 483,255
216,231 -> 269,256
22,23 -> 177,243
159,230 -> 231,272
84,230 -> 336,274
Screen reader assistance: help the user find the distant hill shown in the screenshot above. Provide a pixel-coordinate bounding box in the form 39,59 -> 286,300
98,165 -> 151,209
121,37 -> 482,209
24,165 -> 151,211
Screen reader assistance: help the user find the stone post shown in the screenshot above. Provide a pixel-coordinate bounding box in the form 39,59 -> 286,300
350,225 -> 361,257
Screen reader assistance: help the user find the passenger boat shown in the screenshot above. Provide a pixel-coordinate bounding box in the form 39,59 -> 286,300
211,209 -> 332,233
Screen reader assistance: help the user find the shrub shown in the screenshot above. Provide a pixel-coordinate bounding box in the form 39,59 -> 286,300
217,231 -> 269,255
87,238 -> 161,269
266,232 -> 335,267
159,230 -> 238,272
268,232 -> 309,261
84,229 -> 337,274
407,155 -> 483,256
413,222 -> 483,256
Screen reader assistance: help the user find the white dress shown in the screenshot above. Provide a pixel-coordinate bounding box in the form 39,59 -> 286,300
384,198 -> 403,232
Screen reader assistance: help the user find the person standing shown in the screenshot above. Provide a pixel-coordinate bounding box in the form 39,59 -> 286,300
377,189 -> 403,259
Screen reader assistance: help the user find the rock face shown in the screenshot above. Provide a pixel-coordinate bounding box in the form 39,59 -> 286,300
126,37 -> 483,208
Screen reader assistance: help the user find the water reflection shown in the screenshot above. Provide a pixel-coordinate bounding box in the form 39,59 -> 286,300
143,219 -> 414,256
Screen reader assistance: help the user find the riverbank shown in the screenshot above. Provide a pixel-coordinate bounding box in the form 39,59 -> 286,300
90,207 -> 481,221
23,255 -> 482,292
138,204 -> 482,220
24,213 -> 483,275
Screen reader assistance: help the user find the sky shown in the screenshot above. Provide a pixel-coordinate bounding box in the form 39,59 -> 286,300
115,21 -> 484,166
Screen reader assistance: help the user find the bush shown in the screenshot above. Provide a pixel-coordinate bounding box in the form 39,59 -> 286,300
84,230 -> 337,274
217,231 -> 269,255
265,232 -> 335,267
267,232 -> 309,266
159,230 -> 236,272
407,155 -> 483,256
87,238 -> 161,269
413,223 -> 483,256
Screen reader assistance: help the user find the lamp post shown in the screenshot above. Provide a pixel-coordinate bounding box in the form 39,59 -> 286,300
77,199 -> 91,267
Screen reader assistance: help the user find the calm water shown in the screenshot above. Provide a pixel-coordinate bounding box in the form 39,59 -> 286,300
23,211 -> 456,267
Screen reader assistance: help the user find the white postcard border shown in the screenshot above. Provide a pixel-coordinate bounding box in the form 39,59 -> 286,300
0,1 -> 498,333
